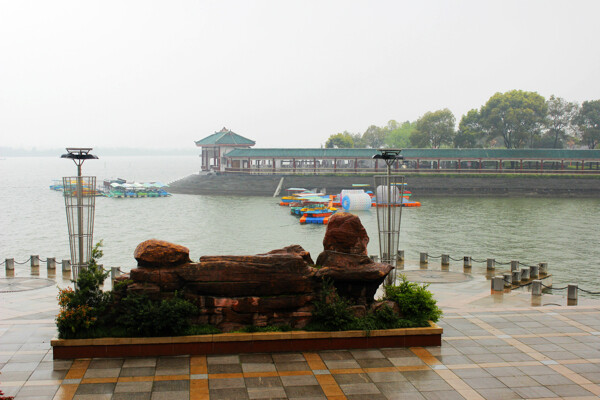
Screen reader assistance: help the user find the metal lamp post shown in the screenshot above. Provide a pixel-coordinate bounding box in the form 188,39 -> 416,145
373,149 -> 405,286
61,148 -> 98,282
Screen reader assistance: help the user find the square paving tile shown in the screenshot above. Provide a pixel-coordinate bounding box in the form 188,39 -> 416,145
75,382 -> 116,395
152,380 -> 189,392
207,363 -> 243,374
209,387 -> 249,400
340,382 -> 380,395
113,392 -> 152,400
333,373 -> 371,385
246,386 -> 287,399
245,376 -> 282,388
209,377 -> 245,389
283,384 -> 324,398
279,374 -> 317,386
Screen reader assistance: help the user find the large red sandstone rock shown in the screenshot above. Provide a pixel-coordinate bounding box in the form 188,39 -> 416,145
134,239 -> 191,267
322,212 -> 369,255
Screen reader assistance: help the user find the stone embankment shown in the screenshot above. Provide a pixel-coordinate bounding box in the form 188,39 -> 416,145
168,173 -> 600,197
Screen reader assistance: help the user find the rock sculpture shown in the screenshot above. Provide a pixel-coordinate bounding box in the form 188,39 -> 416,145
119,213 -> 393,331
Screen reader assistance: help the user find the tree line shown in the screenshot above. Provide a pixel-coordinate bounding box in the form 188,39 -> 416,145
325,90 -> 600,150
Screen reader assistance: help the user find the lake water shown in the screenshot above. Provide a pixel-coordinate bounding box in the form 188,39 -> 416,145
1,156 -> 599,296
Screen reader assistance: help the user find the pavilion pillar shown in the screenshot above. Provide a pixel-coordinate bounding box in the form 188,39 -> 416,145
561,160 -> 564,170
582,160 -> 585,170
313,158 -> 317,174
499,159 -> 502,171
333,158 -> 336,173
354,158 -> 357,173
541,159 -> 544,171
248,158 -> 251,172
293,158 -> 296,173
416,159 -> 420,170
438,159 -> 440,170
458,159 -> 461,170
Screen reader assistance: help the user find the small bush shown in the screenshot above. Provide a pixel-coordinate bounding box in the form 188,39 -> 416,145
56,242 -> 111,339
306,278 -> 355,331
384,275 -> 442,325
115,293 -> 198,337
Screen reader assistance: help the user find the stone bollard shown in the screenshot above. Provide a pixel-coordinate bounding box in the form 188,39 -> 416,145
31,255 -> 40,268
520,267 -> 530,281
47,257 -> 56,271
567,284 -> 578,305
369,255 -> 379,263
491,276 -> 504,293
420,252 -> 428,265
397,250 -> 404,262
441,254 -> 450,266
5,258 -> 15,271
61,259 -> 71,272
503,272 -> 512,287
510,260 -> 519,272
512,270 -> 521,285
463,256 -> 472,269
532,280 -> 542,296
487,258 -> 495,270
530,265 -> 540,279
539,262 -> 548,276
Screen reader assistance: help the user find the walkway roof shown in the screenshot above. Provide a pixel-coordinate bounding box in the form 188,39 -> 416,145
225,148 -> 600,160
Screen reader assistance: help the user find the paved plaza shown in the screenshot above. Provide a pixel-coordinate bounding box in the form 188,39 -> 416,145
1,268 -> 600,399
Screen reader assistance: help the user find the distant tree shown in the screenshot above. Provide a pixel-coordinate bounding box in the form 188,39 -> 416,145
575,100 -> 600,149
543,95 -> 577,149
455,109 -> 484,148
479,90 -> 547,148
351,132 -> 367,148
410,109 -> 456,148
385,120 -> 415,148
362,125 -> 387,148
325,132 -> 355,148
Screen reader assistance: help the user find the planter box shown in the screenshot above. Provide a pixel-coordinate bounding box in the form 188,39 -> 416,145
51,322 -> 442,359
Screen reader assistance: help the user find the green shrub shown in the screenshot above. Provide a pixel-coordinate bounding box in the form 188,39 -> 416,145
384,275 -> 442,325
305,278 -> 355,331
115,292 -> 198,337
56,242 -> 111,339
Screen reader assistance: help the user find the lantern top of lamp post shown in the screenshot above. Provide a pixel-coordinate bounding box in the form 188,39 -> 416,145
373,148 -> 403,161
61,148 -> 99,160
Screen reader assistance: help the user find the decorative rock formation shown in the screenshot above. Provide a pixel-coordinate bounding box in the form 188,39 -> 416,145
120,215 -> 393,332
134,239 -> 191,267
322,212 -> 369,255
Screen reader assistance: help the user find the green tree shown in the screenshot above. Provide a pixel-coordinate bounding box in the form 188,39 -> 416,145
479,90 -> 547,148
455,109 -> 484,148
385,121 -> 415,148
362,125 -> 387,148
325,132 -> 355,148
410,109 -> 456,148
543,95 -> 577,149
575,100 -> 600,149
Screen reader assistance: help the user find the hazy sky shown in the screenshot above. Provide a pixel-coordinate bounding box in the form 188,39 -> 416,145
1,1 -> 599,150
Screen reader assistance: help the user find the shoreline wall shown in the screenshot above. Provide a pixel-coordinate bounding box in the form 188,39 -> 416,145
167,173 -> 600,197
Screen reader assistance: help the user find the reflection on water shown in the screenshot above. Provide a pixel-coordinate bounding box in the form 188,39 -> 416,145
0,156 -> 599,295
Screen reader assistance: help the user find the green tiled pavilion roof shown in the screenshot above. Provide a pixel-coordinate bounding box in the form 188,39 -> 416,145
195,127 -> 255,147
225,148 -> 600,160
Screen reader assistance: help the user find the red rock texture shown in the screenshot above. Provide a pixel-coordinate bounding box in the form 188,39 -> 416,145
125,219 -> 394,331
322,212 -> 369,255
134,239 -> 191,267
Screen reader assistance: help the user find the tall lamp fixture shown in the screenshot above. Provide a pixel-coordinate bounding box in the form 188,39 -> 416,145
61,148 -> 98,282
373,149 -> 405,285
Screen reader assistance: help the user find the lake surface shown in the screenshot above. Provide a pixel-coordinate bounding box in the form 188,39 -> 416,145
1,156 -> 599,296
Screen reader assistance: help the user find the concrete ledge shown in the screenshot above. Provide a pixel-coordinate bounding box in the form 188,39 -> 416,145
51,322 -> 442,359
